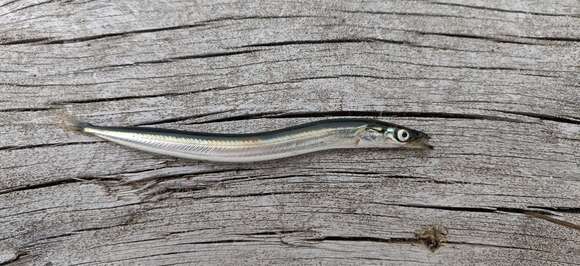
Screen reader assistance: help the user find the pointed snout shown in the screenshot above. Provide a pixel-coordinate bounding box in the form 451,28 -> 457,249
413,133 -> 433,150
421,142 -> 434,150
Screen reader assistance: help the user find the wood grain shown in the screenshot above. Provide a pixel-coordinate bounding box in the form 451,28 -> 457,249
1,0 -> 579,265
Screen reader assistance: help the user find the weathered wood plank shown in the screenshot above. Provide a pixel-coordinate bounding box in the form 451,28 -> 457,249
0,0 -> 579,265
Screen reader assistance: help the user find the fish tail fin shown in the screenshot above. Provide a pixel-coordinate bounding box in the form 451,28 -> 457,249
57,111 -> 93,133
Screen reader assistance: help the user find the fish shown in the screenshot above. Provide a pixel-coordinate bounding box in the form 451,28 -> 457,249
68,118 -> 432,163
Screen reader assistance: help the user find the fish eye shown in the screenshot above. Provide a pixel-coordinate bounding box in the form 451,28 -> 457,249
397,129 -> 410,142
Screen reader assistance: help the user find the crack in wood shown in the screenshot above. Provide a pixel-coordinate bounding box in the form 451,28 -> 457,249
203,15 -> 334,23
189,110 -> 526,124
0,179 -> 82,195
491,109 -> 580,125
0,141 -> 102,151
133,110 -> 233,126
333,9 -> 471,19
50,92 -> 187,105
33,233 -> 76,243
446,241 -> 546,252
380,175 -> 486,185
381,203 -> 573,217
239,38 -> 412,48
528,206 -> 580,214
125,49 -> 264,65
388,203 -> 498,213
7,14 -> 332,47
176,191 -> 322,201
0,81 -> 118,88
184,111 -> 286,125
239,35 -> 538,49
206,174 -> 318,185
0,205 -> 67,221
42,23 -> 208,45
72,223 -> 130,233
120,168 -> 250,184
510,35 -> 580,42
429,1 -> 580,17
380,57 -> 554,72
0,0 -> 23,9
62,49 -> 263,72
0,107 -> 55,113
307,235 -> 419,244
307,225 -> 448,252
0,37 -> 51,46
238,230 -> 305,236
1,0 -> 56,15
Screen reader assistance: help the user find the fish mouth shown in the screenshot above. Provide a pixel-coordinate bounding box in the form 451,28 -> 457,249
420,142 -> 434,150
411,135 -> 433,150
421,133 -> 433,149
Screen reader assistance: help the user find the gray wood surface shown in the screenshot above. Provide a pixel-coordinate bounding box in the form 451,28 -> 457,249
1,0 -> 579,265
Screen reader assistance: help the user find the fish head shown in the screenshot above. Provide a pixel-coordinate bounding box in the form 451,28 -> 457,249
358,123 -> 433,150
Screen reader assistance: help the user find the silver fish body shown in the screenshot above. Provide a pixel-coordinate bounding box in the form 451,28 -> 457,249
77,118 -> 431,163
